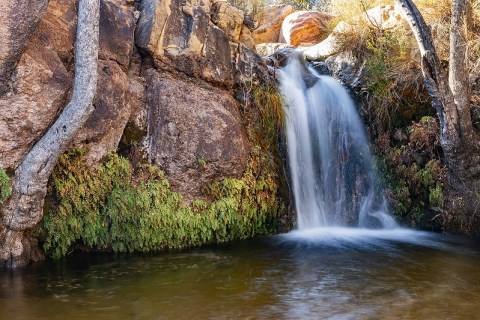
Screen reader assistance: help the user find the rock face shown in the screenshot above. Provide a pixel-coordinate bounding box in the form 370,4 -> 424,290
98,0 -> 135,69
252,5 -> 293,44
279,11 -> 333,46
0,0 -> 137,169
33,0 -> 77,65
146,70 -> 249,198
211,0 -> 244,43
1,0 -> 268,200
0,38 -> 71,170
0,0 -> 49,94
73,0 -> 137,163
136,0 -> 249,87
74,61 -> 131,164
325,51 -> 366,91
0,0 -> 288,269
239,25 -> 256,51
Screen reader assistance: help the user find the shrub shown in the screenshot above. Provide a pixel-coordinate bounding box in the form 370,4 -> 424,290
376,117 -> 445,225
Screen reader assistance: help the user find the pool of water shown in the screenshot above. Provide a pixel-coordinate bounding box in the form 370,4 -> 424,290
1,228 -> 479,319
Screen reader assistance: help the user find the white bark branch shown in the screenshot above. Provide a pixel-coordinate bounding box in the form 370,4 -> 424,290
449,0 -> 473,142
1,0 -> 100,231
396,0 -> 461,150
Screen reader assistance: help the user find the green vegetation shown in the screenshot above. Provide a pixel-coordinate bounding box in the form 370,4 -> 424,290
37,68 -> 290,259
323,0 -> 479,133
197,156 -> 207,167
321,0 -> 478,229
0,169 -> 12,205
39,149 -> 283,259
376,117 -> 445,226
253,85 -> 286,146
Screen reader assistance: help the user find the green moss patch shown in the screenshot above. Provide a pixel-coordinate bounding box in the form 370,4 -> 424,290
39,148 -> 283,259
0,168 -> 12,205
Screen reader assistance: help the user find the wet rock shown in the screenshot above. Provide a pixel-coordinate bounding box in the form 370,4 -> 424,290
310,61 -> 331,76
145,70 -> 249,199
252,5 -> 293,44
265,47 -> 296,69
121,76 -> 148,162
325,51 -> 366,90
256,43 -> 294,57
279,11 -> 334,47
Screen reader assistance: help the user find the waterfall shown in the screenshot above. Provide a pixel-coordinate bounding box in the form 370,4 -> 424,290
278,53 -> 397,230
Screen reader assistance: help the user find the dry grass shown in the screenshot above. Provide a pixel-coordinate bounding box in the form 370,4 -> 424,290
316,0 -> 479,131
230,0 -> 265,15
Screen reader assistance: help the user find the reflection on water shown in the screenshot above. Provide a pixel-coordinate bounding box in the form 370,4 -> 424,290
1,229 -> 479,319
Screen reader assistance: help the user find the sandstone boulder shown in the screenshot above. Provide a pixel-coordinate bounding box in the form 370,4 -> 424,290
136,0 -> 234,87
211,0 -> 244,43
303,21 -> 354,61
145,70 -> 249,199
279,11 -> 333,46
252,5 -> 293,44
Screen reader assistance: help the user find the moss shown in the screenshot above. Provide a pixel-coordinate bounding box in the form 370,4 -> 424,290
0,168 -> 12,205
38,148 -> 283,259
121,122 -> 146,146
252,85 -> 285,148
38,69 -> 291,259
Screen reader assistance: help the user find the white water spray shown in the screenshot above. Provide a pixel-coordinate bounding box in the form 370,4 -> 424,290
279,53 -> 397,230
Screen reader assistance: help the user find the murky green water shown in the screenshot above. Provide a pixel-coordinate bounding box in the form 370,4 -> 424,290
1,228 -> 479,320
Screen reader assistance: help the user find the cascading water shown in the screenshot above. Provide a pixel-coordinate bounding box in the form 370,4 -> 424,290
279,53 -> 397,230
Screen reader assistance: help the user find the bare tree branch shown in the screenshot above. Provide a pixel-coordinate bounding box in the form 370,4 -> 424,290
1,0 -> 100,268
396,0 -> 461,151
449,0 -> 472,142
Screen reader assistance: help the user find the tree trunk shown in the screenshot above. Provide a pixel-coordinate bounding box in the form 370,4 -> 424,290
0,0 -> 100,268
396,0 -> 480,233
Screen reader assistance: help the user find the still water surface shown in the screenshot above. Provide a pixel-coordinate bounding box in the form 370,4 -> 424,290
1,228 -> 479,320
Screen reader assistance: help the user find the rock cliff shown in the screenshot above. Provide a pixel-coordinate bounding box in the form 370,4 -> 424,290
0,0 -> 274,200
